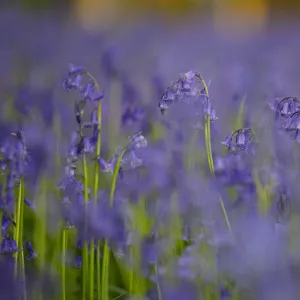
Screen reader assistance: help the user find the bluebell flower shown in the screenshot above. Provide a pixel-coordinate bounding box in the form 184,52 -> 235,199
98,132 -> 147,175
222,128 -> 255,153
68,64 -> 86,76
0,159 -> 6,173
75,138 -> 84,157
1,236 -> 18,255
98,157 -> 113,173
83,109 -> 100,129
67,132 -> 79,164
214,154 -> 253,186
203,97 -> 218,121
159,71 -> 218,126
90,200 -> 126,243
11,128 -> 25,145
279,111 -> 300,143
24,198 -> 35,210
81,81 -> 95,100
121,106 -> 145,126
270,96 -> 300,119
2,213 -> 13,237
57,165 -> 84,192
62,64 -> 86,92
89,127 -> 99,148
219,285 -> 232,299
73,256 -> 82,268
83,137 -> 94,153
25,242 -> 38,260
0,141 -> 15,161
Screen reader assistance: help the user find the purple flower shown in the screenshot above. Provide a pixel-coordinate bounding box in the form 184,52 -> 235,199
57,165 -> 84,192
121,106 -> 145,126
73,256 -> 82,268
11,128 -> 25,145
25,242 -> 38,260
24,198 -> 35,210
222,128 -> 255,153
159,71 -> 218,128
98,132 -> 147,177
62,64 -> 86,92
98,158 -> 113,173
68,64 -> 86,76
83,109 -> 99,129
1,236 -> 18,255
2,213 -> 13,237
270,96 -> 300,119
81,81 -> 95,100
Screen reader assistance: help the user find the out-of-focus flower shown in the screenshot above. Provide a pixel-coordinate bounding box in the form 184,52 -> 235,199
62,64 -> 104,103
2,213 -> 13,237
62,64 -> 86,92
1,236 -> 18,255
158,71 -> 217,132
73,256 -> 82,268
24,198 -> 35,210
57,165 -> 84,192
25,242 -> 38,260
98,132 -> 147,176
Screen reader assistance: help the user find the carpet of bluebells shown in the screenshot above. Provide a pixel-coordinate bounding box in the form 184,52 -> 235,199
2,9 -> 300,300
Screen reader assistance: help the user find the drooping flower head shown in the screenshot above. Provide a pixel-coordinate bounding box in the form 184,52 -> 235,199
62,64 -> 104,103
158,71 -> 217,129
98,132 -> 148,177
270,96 -> 300,120
221,128 -> 256,153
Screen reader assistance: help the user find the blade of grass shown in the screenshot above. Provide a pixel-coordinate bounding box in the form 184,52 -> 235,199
102,147 -> 128,300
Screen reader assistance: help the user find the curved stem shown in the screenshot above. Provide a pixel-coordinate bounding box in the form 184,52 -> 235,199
20,180 -> 26,300
90,94 -> 102,300
196,74 -> 231,231
102,149 -> 127,300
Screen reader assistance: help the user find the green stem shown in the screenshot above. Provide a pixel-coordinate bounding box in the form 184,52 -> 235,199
90,92 -> 102,300
20,181 -> 26,300
129,246 -> 134,295
62,227 -> 68,300
96,240 -> 101,300
82,154 -> 89,300
197,74 -> 231,231
14,177 -> 24,276
102,149 -> 127,300
154,265 -> 162,300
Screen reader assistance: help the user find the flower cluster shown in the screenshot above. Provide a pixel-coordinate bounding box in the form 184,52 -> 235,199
0,129 -> 37,263
62,64 -> 104,102
158,70 -> 217,122
221,128 -> 256,153
271,96 -> 300,142
121,77 -> 146,127
58,65 -> 104,194
270,96 -> 300,119
98,131 -> 148,175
